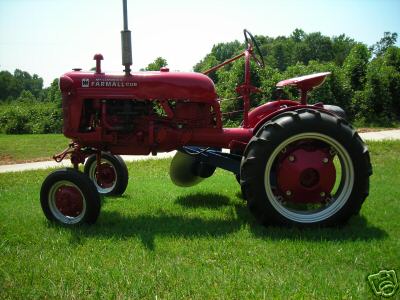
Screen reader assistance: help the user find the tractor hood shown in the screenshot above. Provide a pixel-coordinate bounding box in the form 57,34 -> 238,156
60,70 -> 217,102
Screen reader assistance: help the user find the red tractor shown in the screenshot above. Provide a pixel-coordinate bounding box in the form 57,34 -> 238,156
40,1 -> 372,227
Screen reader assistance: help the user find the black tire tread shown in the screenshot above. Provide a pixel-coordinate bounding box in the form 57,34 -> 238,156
240,108 -> 372,227
84,152 -> 129,196
40,168 -> 101,225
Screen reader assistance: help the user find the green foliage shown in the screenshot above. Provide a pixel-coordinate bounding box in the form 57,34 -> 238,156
301,32 -> 335,63
331,34 -> 357,66
369,32 -> 398,57
267,36 -> 295,71
0,71 -> 19,101
40,79 -> 62,105
0,101 -> 62,134
194,40 -> 243,83
142,57 -> 168,71
343,43 -> 370,91
194,30 -> 399,126
217,60 -> 263,111
0,71 -> 62,134
258,66 -> 285,101
353,51 -> 400,124
0,69 -> 43,101
383,46 -> 400,71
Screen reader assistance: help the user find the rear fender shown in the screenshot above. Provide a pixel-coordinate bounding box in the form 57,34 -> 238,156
247,100 -> 300,128
251,102 -> 346,134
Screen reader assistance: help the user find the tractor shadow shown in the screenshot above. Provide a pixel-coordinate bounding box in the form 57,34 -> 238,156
234,203 -> 388,242
69,210 -> 241,250
67,192 -> 387,249
175,193 -> 231,209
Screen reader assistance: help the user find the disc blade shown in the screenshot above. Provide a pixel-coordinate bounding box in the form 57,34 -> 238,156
169,152 -> 203,187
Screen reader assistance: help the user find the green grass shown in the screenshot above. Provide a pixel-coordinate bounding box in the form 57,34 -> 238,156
0,134 -> 68,164
0,141 -> 399,299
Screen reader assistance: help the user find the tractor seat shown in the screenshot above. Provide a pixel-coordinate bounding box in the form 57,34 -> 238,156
276,72 -> 331,91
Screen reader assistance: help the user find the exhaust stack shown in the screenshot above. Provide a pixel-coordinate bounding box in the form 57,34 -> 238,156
121,0 -> 132,75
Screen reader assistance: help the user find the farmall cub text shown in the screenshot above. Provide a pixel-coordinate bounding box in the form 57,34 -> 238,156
40,1 -> 372,227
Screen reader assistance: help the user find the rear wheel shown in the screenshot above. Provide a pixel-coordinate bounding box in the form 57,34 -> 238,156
40,168 -> 101,225
240,109 -> 372,227
84,153 -> 128,196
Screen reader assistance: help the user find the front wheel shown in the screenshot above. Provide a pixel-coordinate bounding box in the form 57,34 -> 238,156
40,168 -> 101,225
84,153 -> 129,196
240,109 -> 372,227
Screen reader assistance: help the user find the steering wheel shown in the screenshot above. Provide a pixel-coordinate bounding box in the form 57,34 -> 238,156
243,29 -> 265,68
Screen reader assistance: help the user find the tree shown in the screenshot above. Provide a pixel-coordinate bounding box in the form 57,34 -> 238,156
16,90 -> 36,102
302,32 -> 334,63
40,79 -> 61,105
0,69 -> 43,101
343,43 -> 370,91
193,54 -> 219,82
0,71 -> 19,101
370,32 -> 398,57
383,46 -> 400,72
13,69 -> 43,98
210,40 -> 242,63
143,57 -> 167,71
194,40 -> 242,83
291,29 -> 305,42
352,49 -> 400,123
216,59 -> 263,117
269,37 -> 294,71
331,34 -> 356,66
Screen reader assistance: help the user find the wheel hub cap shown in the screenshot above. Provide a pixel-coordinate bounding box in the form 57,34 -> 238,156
55,185 -> 83,217
277,147 -> 336,203
96,163 -> 116,188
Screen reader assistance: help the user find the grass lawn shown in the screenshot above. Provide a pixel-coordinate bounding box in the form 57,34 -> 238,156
0,134 -> 69,164
0,141 -> 399,299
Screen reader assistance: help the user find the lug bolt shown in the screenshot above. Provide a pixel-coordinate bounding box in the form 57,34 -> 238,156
286,190 -> 292,196
322,157 -> 329,163
288,155 -> 295,162
281,148 -> 287,153
320,192 -> 326,197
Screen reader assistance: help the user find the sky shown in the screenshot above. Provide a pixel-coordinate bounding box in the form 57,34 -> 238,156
0,0 -> 399,87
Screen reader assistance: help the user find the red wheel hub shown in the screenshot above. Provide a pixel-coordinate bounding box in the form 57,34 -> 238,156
96,163 -> 116,188
55,185 -> 83,217
276,146 -> 336,203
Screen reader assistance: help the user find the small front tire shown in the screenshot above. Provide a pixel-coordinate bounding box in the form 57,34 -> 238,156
40,168 -> 101,226
84,152 -> 129,196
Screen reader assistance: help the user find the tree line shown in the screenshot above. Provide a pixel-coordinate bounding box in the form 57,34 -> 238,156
193,30 -> 399,126
0,30 -> 398,133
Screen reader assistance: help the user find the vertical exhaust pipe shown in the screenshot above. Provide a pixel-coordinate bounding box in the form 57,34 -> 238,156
121,0 -> 132,75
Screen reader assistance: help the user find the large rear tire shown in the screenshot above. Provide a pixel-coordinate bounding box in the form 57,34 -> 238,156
240,109 -> 372,227
40,168 -> 101,226
84,152 -> 129,196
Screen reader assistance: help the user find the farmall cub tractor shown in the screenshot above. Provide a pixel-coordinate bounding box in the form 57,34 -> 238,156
40,1 -> 372,227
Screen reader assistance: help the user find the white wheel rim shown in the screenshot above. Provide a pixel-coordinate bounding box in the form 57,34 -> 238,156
264,132 -> 354,223
48,180 -> 87,224
88,158 -> 118,194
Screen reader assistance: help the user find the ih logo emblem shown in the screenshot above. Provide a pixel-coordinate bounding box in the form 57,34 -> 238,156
82,78 -> 89,87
